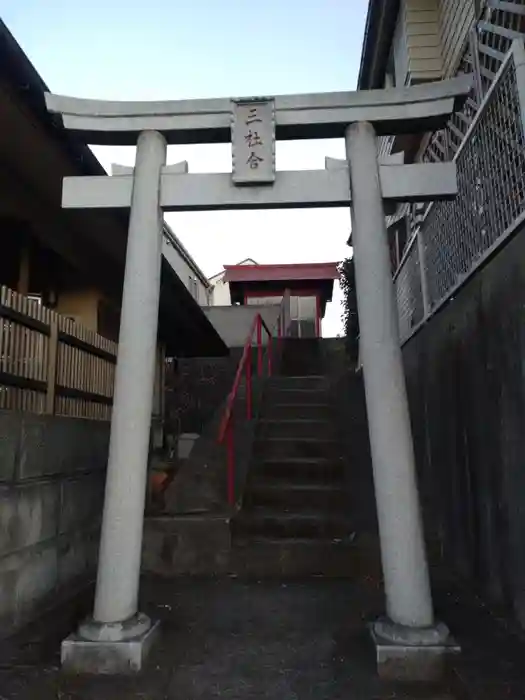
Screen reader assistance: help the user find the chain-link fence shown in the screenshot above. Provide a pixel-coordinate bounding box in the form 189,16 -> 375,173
394,41 -> 525,343
421,1 -> 524,166
423,47 -> 525,309
394,236 -> 425,340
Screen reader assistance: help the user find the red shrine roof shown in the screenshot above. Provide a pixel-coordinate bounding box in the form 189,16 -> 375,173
223,262 -> 340,284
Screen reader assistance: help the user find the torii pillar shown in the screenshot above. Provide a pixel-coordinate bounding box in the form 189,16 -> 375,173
61,130 -> 167,674
346,123 -> 456,679
46,76 -> 469,679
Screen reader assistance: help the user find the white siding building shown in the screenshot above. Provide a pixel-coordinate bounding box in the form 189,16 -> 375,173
359,0 -> 525,338
208,258 -> 258,306
162,223 -> 212,307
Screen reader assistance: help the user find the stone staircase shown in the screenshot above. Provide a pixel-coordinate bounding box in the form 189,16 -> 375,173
143,338 -> 380,579
230,339 -> 375,577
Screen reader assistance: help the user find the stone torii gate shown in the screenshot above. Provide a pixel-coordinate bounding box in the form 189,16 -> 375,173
46,76 -> 469,678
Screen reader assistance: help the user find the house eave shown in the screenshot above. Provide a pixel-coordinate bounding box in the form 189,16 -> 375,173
358,0 -> 400,90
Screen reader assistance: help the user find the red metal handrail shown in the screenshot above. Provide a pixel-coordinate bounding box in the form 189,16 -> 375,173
218,297 -> 289,506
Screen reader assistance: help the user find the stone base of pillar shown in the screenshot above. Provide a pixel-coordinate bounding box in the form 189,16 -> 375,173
61,613 -> 160,674
370,618 -> 460,682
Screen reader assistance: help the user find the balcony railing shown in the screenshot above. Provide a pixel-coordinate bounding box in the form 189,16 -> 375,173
394,40 -> 525,343
384,2 -> 525,250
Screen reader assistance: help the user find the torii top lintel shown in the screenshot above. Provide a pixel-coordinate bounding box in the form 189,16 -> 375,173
45,75 -> 471,146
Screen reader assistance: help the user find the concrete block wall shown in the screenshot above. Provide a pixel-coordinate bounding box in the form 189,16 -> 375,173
0,411 -> 109,638
203,305 -> 281,349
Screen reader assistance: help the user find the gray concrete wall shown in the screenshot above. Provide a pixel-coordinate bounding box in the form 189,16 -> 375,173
203,305 -> 281,349
0,411 -> 109,637
401,224 -> 525,630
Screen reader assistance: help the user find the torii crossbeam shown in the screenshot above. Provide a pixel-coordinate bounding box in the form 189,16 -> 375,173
46,75 -> 469,143
61,161 -> 457,211
48,75 -> 470,679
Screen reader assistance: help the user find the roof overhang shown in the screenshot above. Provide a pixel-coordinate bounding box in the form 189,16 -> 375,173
160,259 -> 227,357
223,262 -> 340,284
0,19 -> 226,357
224,263 -> 340,317
358,0 -> 400,90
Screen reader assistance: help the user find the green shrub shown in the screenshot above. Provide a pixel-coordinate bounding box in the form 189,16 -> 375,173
339,256 -> 359,361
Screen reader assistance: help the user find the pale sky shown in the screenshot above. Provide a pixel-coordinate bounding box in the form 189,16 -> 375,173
2,0 -> 369,336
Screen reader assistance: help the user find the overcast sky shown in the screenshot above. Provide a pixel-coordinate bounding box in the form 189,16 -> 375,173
2,0 -> 369,336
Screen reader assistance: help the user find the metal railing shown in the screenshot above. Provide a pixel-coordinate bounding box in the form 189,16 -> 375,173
386,2 -> 525,244
0,285 -> 117,419
393,235 -> 426,340
421,0 -> 524,165
394,40 -> 525,343
217,294 -> 290,506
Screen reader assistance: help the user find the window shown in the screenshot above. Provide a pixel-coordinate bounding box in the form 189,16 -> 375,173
289,295 -> 318,338
27,294 -> 42,307
387,216 -> 410,273
246,295 -> 282,306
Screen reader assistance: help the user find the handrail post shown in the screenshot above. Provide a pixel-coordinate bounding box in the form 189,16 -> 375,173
246,346 -> 252,420
512,40 -> 525,144
227,420 -> 235,506
416,229 -> 430,319
256,315 -> 262,376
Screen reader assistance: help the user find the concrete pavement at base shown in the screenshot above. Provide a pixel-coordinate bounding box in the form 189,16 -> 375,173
1,576 -> 525,699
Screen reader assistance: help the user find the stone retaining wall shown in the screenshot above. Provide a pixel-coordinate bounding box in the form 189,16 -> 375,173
0,411 -> 109,637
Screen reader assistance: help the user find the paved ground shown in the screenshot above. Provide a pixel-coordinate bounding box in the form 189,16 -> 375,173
1,575 -> 525,699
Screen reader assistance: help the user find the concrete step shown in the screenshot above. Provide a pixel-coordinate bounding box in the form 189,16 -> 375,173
280,341 -> 323,377
246,480 -> 346,510
255,436 -> 340,461
264,387 -> 330,405
144,514 -> 382,578
257,457 -> 345,482
233,509 -> 353,540
258,418 -> 335,440
268,403 -> 332,421
267,375 -> 327,391
143,513 -> 232,576
229,536 -> 379,578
